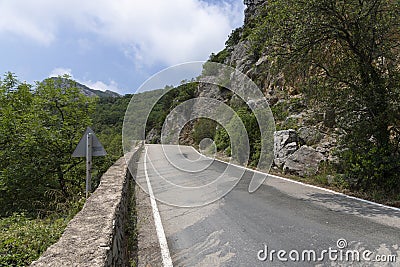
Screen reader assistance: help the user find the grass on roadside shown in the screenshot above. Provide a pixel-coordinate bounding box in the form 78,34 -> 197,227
0,198 -> 85,267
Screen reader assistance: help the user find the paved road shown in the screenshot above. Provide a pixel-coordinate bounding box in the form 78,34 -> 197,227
135,144 -> 400,266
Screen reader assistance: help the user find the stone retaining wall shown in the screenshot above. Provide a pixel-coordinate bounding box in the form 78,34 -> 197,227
31,147 -> 142,267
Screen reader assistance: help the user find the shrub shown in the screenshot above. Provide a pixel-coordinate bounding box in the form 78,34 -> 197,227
0,213 -> 70,266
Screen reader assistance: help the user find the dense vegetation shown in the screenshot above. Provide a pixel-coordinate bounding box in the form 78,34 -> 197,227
90,93 -> 133,188
144,83 -> 198,143
0,74 -> 96,216
254,0 -> 400,197
0,73 -> 129,266
208,0 -> 400,200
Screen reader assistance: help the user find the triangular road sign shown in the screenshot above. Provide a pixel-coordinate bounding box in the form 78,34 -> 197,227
72,127 -> 107,157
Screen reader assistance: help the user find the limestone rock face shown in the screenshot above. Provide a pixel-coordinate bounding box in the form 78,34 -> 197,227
273,129 -> 301,168
244,0 -> 268,24
197,82 -> 227,101
298,126 -> 323,146
283,146 -> 326,177
227,40 -> 253,74
146,128 -> 160,144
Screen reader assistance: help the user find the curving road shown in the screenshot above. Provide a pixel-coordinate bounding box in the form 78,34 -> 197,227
135,144 -> 400,267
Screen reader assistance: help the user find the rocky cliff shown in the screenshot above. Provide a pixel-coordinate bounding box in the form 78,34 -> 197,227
144,0 -> 400,204
194,0 -> 342,177
144,0 -> 343,178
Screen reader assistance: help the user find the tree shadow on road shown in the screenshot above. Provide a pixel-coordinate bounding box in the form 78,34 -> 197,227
307,192 -> 400,219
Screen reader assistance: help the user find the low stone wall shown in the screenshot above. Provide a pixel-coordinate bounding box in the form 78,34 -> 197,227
31,147 -> 142,267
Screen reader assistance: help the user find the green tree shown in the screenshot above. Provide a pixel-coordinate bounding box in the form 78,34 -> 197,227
255,0 -> 400,192
33,77 -> 96,197
0,73 -> 40,213
193,118 -> 217,144
0,74 -> 96,215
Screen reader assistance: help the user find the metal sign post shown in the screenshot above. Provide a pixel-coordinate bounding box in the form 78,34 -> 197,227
86,133 -> 93,198
72,127 -> 107,198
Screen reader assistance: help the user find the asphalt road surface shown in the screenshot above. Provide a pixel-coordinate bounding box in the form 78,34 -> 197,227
135,144 -> 400,267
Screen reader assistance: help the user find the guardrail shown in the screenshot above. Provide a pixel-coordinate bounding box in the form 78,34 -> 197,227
31,145 -> 142,267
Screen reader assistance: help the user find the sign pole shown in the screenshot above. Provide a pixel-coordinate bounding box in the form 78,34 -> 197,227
86,133 -> 93,198
72,127 -> 106,198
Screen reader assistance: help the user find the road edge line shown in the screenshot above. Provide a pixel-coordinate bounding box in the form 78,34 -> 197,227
143,146 -> 174,267
190,146 -> 400,212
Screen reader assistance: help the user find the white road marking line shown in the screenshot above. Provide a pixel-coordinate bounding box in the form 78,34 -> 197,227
266,172 -> 400,212
191,147 -> 400,212
143,146 -> 174,267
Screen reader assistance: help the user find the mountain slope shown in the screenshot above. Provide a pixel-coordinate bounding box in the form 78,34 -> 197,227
46,77 -> 120,98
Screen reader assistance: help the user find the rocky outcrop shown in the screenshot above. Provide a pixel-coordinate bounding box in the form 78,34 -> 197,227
316,135 -> 339,163
273,130 -> 302,168
197,82 -> 228,101
244,0 -> 268,24
273,128 -> 336,176
298,126 -> 323,146
227,40 -> 253,74
46,77 -> 120,98
283,146 -> 326,177
146,128 -> 160,144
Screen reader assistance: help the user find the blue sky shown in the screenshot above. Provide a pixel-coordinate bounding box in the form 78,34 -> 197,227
0,0 -> 245,95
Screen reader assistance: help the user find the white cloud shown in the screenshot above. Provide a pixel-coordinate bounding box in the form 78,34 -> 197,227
0,1 -> 59,45
0,0 -> 244,66
49,67 -> 73,78
83,80 -> 123,94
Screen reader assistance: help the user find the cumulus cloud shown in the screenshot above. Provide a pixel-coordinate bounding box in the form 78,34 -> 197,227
83,80 -> 123,94
49,67 -> 73,78
49,67 -> 124,94
0,0 -> 244,66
